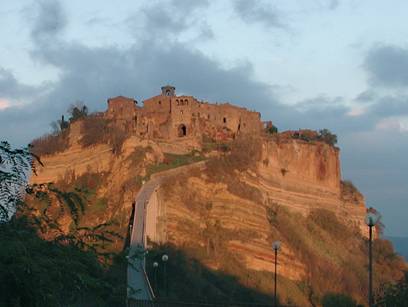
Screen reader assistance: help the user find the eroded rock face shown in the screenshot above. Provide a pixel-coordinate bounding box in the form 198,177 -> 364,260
146,136 -> 377,305
29,107 -> 387,306
260,138 -> 341,194
257,137 -> 367,231
157,138 -> 366,267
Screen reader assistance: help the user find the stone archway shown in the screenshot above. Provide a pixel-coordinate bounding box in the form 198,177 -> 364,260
178,124 -> 187,137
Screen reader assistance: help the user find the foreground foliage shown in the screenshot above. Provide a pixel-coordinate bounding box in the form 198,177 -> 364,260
0,141 -> 127,306
376,272 -> 408,306
0,217 -> 126,307
321,293 -> 359,307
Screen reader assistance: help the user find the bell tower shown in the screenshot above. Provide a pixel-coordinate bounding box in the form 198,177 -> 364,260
161,85 -> 176,97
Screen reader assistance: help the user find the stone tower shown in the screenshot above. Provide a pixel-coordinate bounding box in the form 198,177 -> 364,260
161,85 -> 176,97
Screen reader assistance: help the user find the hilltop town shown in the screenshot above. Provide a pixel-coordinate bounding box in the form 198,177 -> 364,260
105,85 -> 263,142
25,86 -> 405,306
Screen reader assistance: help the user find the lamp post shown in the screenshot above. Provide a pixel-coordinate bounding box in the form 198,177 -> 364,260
365,211 -> 380,307
153,262 -> 159,295
272,241 -> 281,307
162,254 -> 169,297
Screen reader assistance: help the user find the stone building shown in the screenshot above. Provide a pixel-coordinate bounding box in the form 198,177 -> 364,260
106,85 -> 263,142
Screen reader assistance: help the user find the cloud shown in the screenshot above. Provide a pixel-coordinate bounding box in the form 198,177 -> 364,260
368,95 -> 408,117
364,45 -> 408,87
0,68 -> 47,102
347,105 -> 368,117
169,0 -> 210,14
375,116 -> 408,133
355,90 -> 377,103
232,0 -> 286,29
128,0 -> 212,43
30,0 -> 67,42
0,68 -> 31,99
0,99 -> 10,110
295,95 -> 344,111
327,0 -> 339,10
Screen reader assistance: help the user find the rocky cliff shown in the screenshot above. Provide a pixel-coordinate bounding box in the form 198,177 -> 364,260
30,119 -> 404,306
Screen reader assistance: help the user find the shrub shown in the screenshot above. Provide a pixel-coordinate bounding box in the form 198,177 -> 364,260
266,124 -> 278,134
228,136 -> 262,171
206,136 -> 262,177
110,129 -> 128,154
80,115 -> 110,147
226,177 -> 263,203
68,102 -> 88,122
30,129 -> 70,157
377,272 -> 408,306
322,293 -> 358,307
341,180 -> 359,194
146,152 -> 204,178
288,129 -> 337,146
308,209 -> 350,241
80,115 -> 128,155
126,147 -> 150,166
318,129 -> 337,146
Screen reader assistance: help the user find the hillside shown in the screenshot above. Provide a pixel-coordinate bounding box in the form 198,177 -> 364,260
28,88 -> 406,306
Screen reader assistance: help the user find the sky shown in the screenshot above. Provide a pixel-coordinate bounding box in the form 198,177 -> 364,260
0,0 -> 407,236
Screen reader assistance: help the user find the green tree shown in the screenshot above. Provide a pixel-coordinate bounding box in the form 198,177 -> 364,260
266,124 -> 278,134
68,101 -> 88,122
0,141 -> 38,221
318,129 -> 338,146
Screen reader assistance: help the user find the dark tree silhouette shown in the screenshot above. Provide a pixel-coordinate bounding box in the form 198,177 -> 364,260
0,141 -> 128,306
68,101 -> 89,122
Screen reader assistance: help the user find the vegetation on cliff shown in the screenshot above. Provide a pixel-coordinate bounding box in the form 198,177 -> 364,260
31,112 -> 131,157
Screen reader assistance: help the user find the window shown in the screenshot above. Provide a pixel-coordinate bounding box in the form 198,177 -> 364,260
178,124 -> 187,137
223,117 -> 227,123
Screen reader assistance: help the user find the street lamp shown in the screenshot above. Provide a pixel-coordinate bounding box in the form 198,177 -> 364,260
162,254 -> 169,297
272,241 -> 281,307
153,262 -> 159,294
365,211 -> 380,307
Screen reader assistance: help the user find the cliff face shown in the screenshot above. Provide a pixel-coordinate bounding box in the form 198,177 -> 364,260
261,138 -> 341,194
146,136 -> 376,305
257,137 -> 367,233
30,121 -> 403,306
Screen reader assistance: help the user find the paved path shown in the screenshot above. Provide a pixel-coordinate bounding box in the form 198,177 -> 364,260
127,161 -> 206,301
127,179 -> 159,300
